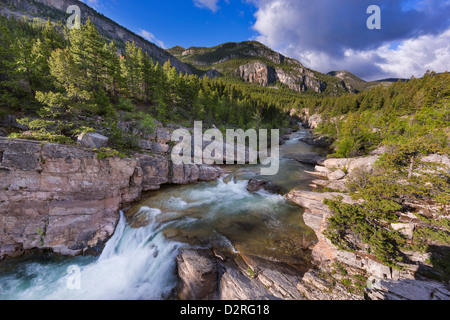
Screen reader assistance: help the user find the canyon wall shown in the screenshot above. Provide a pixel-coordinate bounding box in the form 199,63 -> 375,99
0,137 -> 222,260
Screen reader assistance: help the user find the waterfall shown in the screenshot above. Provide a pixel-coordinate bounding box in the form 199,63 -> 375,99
0,212 -> 183,300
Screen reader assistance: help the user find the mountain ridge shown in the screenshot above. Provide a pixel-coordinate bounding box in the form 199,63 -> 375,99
0,0 -> 192,74
168,41 -> 356,95
327,70 -> 410,91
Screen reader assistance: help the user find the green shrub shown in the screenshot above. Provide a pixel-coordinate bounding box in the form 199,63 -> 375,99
117,98 -> 136,112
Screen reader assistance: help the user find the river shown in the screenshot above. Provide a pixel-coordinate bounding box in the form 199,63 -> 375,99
0,128 -> 327,300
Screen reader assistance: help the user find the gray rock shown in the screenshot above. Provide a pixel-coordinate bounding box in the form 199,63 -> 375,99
151,142 -> 170,153
422,154 -> 450,168
138,139 -> 152,150
315,165 -> 332,175
391,223 -> 415,240
327,179 -> 348,192
246,179 -> 282,194
285,153 -> 326,166
201,69 -> 221,79
328,169 -> 346,181
176,249 -> 218,300
77,133 -> 108,149
299,135 -> 332,147
368,279 -> 450,300
156,128 -> 171,143
219,266 -> 278,300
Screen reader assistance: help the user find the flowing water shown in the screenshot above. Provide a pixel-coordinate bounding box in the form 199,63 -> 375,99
0,128 -> 327,300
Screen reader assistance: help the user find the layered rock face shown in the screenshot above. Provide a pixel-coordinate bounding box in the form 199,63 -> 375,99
286,153 -> 450,300
176,249 -> 310,300
237,62 -> 277,87
0,138 -> 222,260
237,61 -> 328,93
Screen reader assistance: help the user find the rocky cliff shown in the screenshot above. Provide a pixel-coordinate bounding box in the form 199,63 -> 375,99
236,61 -> 328,93
0,0 -> 191,74
0,137 -> 222,260
286,154 -> 450,300
168,41 -> 353,94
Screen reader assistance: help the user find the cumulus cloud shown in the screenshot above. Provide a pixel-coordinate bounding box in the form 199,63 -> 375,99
193,0 -> 220,13
138,29 -> 166,49
250,0 -> 450,80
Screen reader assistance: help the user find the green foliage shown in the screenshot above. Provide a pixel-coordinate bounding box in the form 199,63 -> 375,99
323,197 -> 405,269
324,135 -> 449,270
0,16 -> 294,146
138,113 -> 155,134
117,97 -> 136,112
314,72 -> 449,158
247,267 -> 255,278
95,147 -> 125,160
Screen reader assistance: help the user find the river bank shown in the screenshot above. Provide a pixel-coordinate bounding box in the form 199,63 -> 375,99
0,136 -> 222,260
0,127 -> 321,299
1,124 -> 448,300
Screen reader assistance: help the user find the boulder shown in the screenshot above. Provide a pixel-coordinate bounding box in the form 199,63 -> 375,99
299,135 -> 332,147
219,266 -> 278,300
327,180 -> 348,192
315,165 -> 332,175
151,142 -> 170,153
77,132 -> 108,149
138,139 -> 152,150
156,128 -> 171,143
328,169 -> 346,181
391,223 -> 415,240
422,154 -> 450,169
285,153 -> 326,166
246,179 -> 282,194
176,249 -> 218,300
323,156 -> 379,174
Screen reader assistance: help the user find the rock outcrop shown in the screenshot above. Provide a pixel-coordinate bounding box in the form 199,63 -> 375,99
246,179 -> 282,194
0,137 -> 223,260
286,153 -> 450,300
236,61 -> 328,93
176,249 -> 219,300
77,132 -> 108,149
176,249 -> 311,301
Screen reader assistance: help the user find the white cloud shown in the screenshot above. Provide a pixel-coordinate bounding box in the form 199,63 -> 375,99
287,28 -> 450,81
138,29 -> 166,49
250,0 -> 450,80
193,0 -> 220,13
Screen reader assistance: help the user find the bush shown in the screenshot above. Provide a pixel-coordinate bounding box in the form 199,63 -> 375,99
117,98 -> 136,112
137,113 -> 155,134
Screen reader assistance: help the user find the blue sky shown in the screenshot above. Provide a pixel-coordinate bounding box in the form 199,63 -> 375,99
84,0 -> 259,49
83,0 -> 450,80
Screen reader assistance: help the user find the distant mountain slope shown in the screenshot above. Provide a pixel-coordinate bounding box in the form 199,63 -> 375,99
0,0 -> 191,74
327,70 -> 409,92
168,41 -> 355,95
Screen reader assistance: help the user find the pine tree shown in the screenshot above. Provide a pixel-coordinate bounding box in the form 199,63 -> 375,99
69,19 -> 106,91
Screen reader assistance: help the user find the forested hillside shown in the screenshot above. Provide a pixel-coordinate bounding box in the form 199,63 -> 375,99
0,16 -> 300,151
308,72 -> 449,158
303,72 -> 450,275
